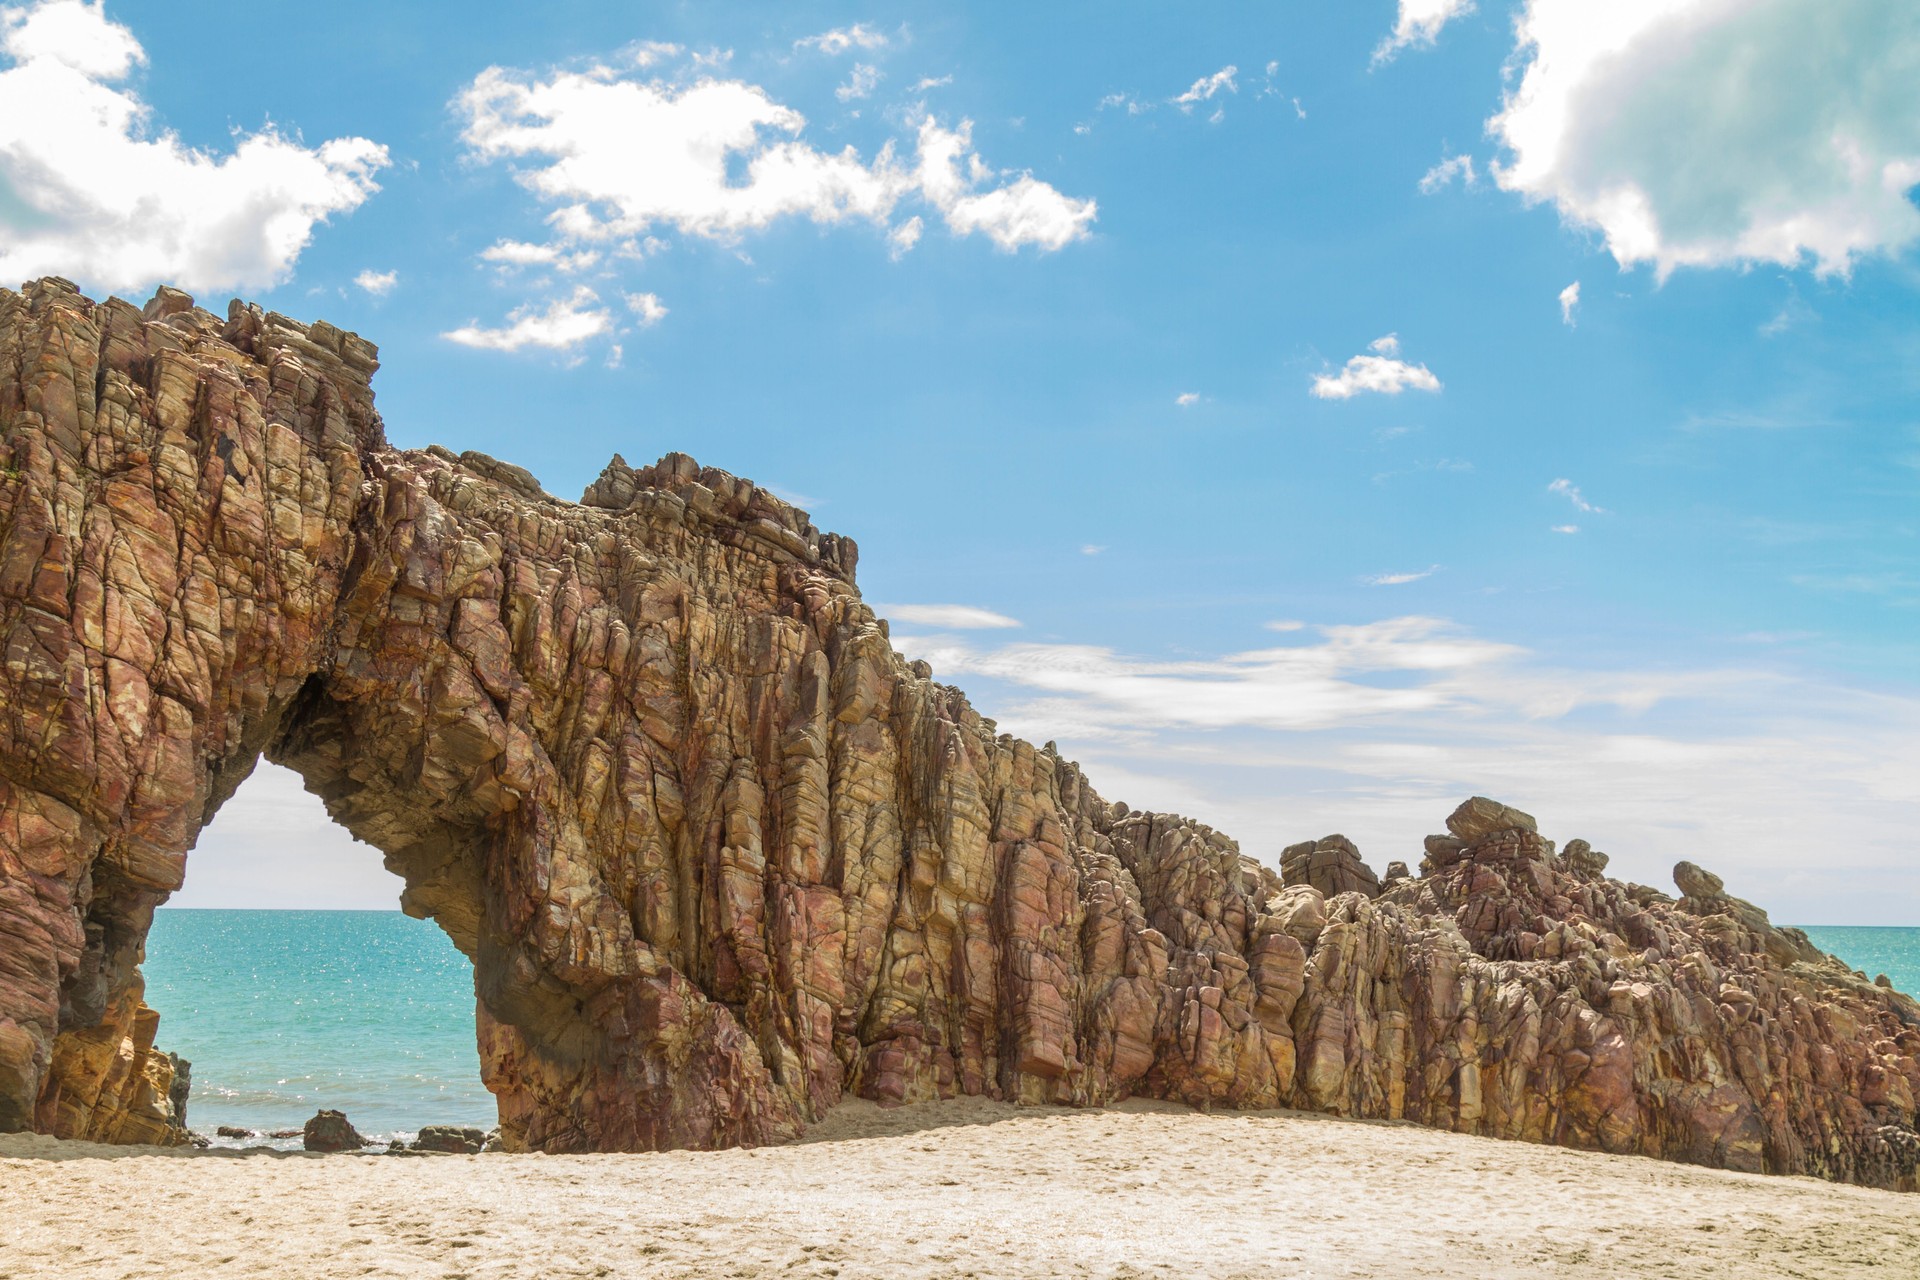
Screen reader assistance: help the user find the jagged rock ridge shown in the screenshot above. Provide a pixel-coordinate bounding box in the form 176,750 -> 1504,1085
0,279 -> 1915,1187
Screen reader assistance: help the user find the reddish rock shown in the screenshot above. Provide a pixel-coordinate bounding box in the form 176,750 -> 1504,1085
0,280 -> 1916,1191
1281,835 -> 1380,899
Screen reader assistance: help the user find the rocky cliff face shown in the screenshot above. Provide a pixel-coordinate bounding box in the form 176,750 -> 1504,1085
1,278 -> 1916,1186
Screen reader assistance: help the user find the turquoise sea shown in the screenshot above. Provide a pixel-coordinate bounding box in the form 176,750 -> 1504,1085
146,909 -> 496,1149
144,912 -> 1920,1150
1798,926 -> 1920,997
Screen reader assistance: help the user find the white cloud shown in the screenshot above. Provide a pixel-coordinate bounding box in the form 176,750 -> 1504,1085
0,0 -> 388,293
1173,65 -> 1238,110
626,41 -> 684,68
1375,0 -> 1476,65
1489,0 -> 1920,276
1,0 -> 136,76
886,616 -> 1920,923
1548,477 -> 1606,513
836,63 -> 880,103
352,269 -> 397,296
1418,153 -> 1477,194
624,291 -> 668,326
794,24 -> 888,55
1080,544 -> 1107,556
878,603 -> 1022,630
479,239 -> 600,272
1176,392 -> 1201,406
913,118 -> 1097,251
1551,523 -> 1580,534
1311,334 -> 1443,400
456,63 -> 1094,258
442,286 -> 613,353
888,214 -> 923,259
1364,565 -> 1441,586
911,75 -> 952,91
895,615 -> 1667,735
1558,279 -> 1581,326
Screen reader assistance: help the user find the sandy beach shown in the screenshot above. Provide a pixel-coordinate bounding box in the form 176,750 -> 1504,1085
3,1099 -> 1913,1279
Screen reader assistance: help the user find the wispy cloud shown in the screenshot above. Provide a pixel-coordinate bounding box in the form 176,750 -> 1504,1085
1548,478 -> 1606,514
1559,280 -> 1581,326
1173,66 -> 1238,110
1374,0 -> 1476,66
353,269 -> 397,297
1371,457 -> 1473,484
1176,392 -> 1202,407
794,24 -> 888,55
1364,565 -> 1441,586
1418,154 -> 1476,194
1679,408 -> 1841,432
836,63 -> 881,102
878,603 -> 1022,629
479,239 -> 601,273
893,615 -> 1705,737
885,615 -> 1920,921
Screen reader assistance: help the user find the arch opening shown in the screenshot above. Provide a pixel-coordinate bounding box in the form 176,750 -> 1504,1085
148,760 -> 495,1149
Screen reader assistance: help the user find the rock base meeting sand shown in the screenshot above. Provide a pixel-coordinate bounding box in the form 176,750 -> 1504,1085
3,1099 -> 1913,1279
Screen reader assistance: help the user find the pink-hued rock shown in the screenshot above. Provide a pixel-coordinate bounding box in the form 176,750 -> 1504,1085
1,280 -> 1916,1190
1281,834 -> 1380,899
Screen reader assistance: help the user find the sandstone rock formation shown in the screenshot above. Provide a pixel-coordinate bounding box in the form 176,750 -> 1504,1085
1562,839 -> 1609,878
1,279 -> 1917,1189
1281,835 -> 1380,899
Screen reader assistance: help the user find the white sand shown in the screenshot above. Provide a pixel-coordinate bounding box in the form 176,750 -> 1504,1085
3,1099 -> 1913,1279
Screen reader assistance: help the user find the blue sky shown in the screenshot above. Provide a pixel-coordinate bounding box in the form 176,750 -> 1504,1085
5,1 -> 1916,921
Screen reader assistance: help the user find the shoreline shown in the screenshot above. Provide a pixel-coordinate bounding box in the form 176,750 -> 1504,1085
5,1098 -> 1914,1279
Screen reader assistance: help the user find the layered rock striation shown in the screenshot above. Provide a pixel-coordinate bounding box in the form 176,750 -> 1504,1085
1,279 -> 1916,1186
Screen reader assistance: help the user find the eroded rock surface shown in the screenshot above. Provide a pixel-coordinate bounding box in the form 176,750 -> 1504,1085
1281,835 -> 1380,899
1,280 -> 1917,1188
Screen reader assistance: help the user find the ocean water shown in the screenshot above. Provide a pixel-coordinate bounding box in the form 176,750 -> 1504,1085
1797,926 -> 1920,998
140,911 -> 1920,1151
145,909 -> 495,1149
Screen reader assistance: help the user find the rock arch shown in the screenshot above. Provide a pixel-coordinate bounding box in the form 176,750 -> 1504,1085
2,279 -> 1917,1185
